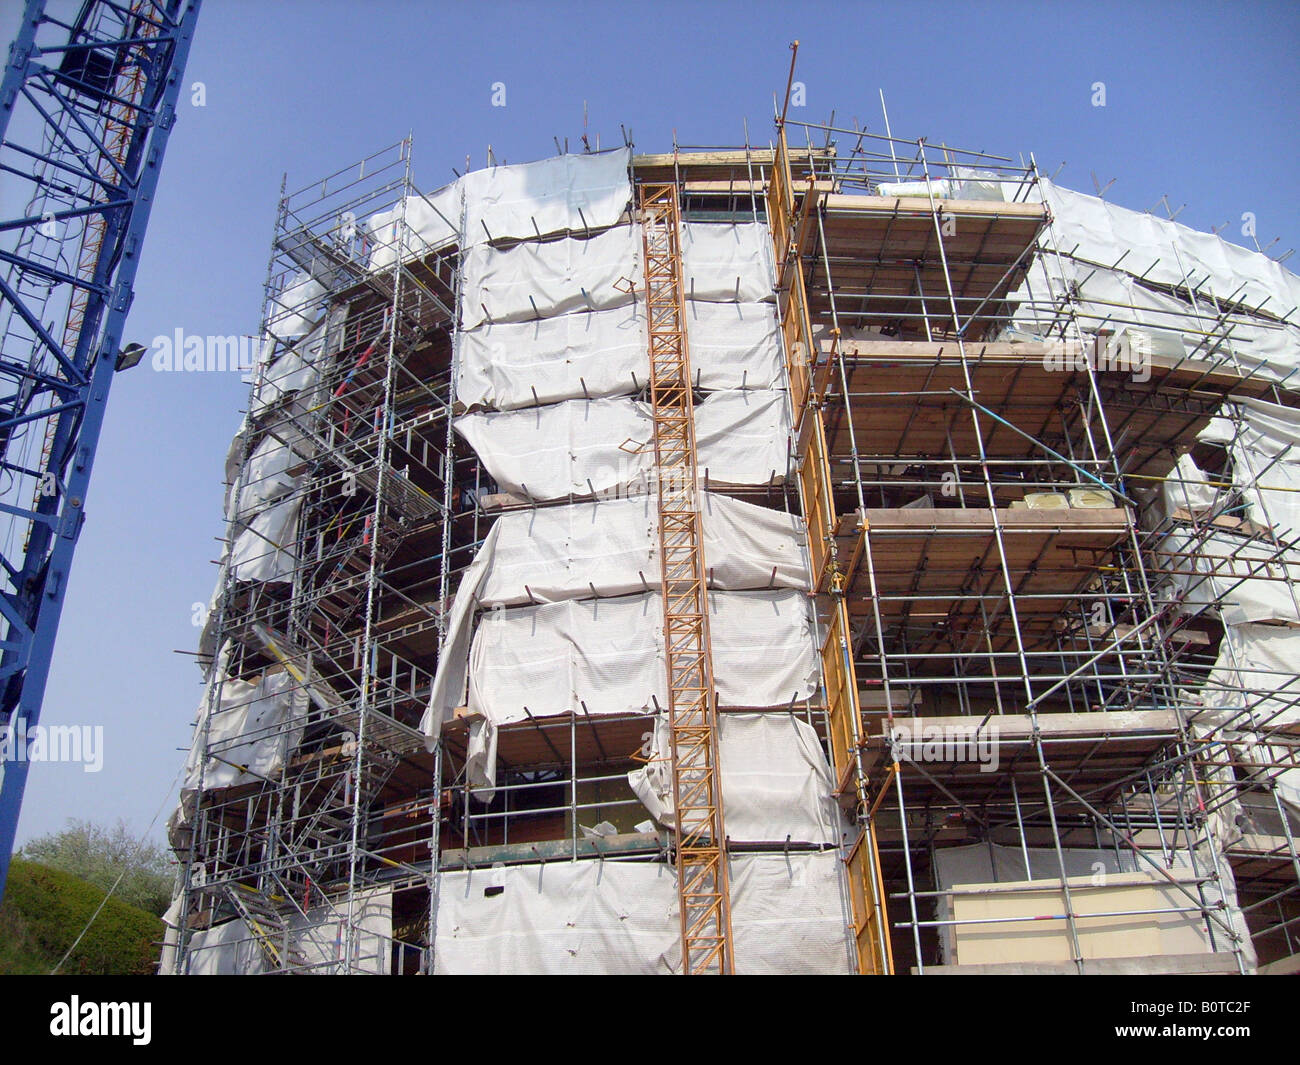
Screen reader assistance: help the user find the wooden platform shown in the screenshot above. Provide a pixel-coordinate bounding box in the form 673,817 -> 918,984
811,195 -> 1047,338
834,506 -> 1131,643
818,340 -> 1275,483
861,709 -> 1182,809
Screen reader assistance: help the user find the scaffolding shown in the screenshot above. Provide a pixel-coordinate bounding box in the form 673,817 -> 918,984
163,91 -> 1300,975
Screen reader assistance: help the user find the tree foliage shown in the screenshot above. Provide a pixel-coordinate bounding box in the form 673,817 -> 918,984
19,818 -> 172,916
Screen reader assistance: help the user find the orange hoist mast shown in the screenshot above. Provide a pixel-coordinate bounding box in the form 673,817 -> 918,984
638,183 -> 734,975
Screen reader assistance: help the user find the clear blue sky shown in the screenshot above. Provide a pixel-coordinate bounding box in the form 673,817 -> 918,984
5,0 -> 1298,847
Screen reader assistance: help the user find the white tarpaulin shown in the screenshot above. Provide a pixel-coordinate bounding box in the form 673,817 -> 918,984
230,430 -> 308,520
434,860 -> 678,975
1156,527 -> 1300,626
455,398 -> 651,501
1195,622 -> 1300,730
460,225 -> 639,330
455,391 -> 790,500
181,889 -> 392,974
184,667 -> 308,791
728,853 -> 856,975
462,148 -> 631,245
684,300 -> 784,390
434,853 -> 854,975
286,888 -> 393,975
366,181 -> 462,272
455,300 -> 783,411
457,304 -> 646,411
1036,179 -> 1300,321
1226,397 -> 1300,537
681,222 -> 775,303
465,588 -> 818,725
230,495 -> 301,583
183,918 -> 268,975
694,390 -> 791,486
267,272 -> 324,341
422,493 -> 810,736
629,712 -> 844,845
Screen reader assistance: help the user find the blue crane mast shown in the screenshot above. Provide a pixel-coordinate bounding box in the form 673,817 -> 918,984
0,0 -> 200,901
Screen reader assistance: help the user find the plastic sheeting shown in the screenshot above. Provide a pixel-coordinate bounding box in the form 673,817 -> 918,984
422,493 -> 810,736
180,889 -> 392,975
267,272 -> 324,341
230,430 -> 308,521
681,222 -> 775,303
1197,622 -> 1300,729
433,853 -> 855,974
455,300 -> 783,411
1008,187 -> 1300,380
455,390 -> 790,501
466,588 -> 818,725
629,712 -> 844,845
184,667 -> 308,791
434,860 -> 678,975
1226,397 -> 1300,538
460,224 -> 639,331
1157,527 -> 1300,627
455,398 -> 651,501
693,389 -> 791,486
366,181 -> 461,272
1036,179 -> 1300,321
183,917 -> 268,975
457,305 -> 646,411
461,147 -> 631,246
230,495 -> 301,583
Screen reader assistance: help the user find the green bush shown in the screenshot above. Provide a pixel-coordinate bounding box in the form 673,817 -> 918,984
0,859 -> 163,975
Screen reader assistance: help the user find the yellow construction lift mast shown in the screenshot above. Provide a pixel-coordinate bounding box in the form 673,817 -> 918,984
639,183 -> 735,975
768,41 -> 895,975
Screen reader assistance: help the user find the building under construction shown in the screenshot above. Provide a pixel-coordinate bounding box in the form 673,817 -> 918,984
160,94 -> 1300,974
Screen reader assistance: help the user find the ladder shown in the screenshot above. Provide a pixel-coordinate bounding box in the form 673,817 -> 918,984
638,184 -> 733,975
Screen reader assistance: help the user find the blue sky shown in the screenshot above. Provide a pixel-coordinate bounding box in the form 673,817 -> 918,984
4,0 -> 1298,847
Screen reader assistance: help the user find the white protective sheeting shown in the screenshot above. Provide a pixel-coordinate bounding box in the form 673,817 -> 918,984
422,493 -> 810,737
366,181 -> 462,272
434,860 -> 678,975
455,300 -> 783,410
1195,622 -> 1300,729
1157,527 -> 1300,626
434,854 -> 854,974
1160,452 -> 1221,518
461,148 -> 631,245
286,889 -> 393,974
1008,195 -> 1300,380
729,853 -> 857,975
183,918 -> 268,975
457,304 -> 646,411
230,430 -> 308,520
685,301 -> 784,391
455,398 -> 651,500
1227,397 -> 1300,537
681,222 -> 775,303
629,712 -> 844,845
465,588 -> 817,725
184,667 -> 308,791
694,389 -> 791,486
455,391 -> 790,500
1037,179 -> 1300,321
460,224 -> 639,330
267,272 -> 324,341
230,495 -> 301,583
